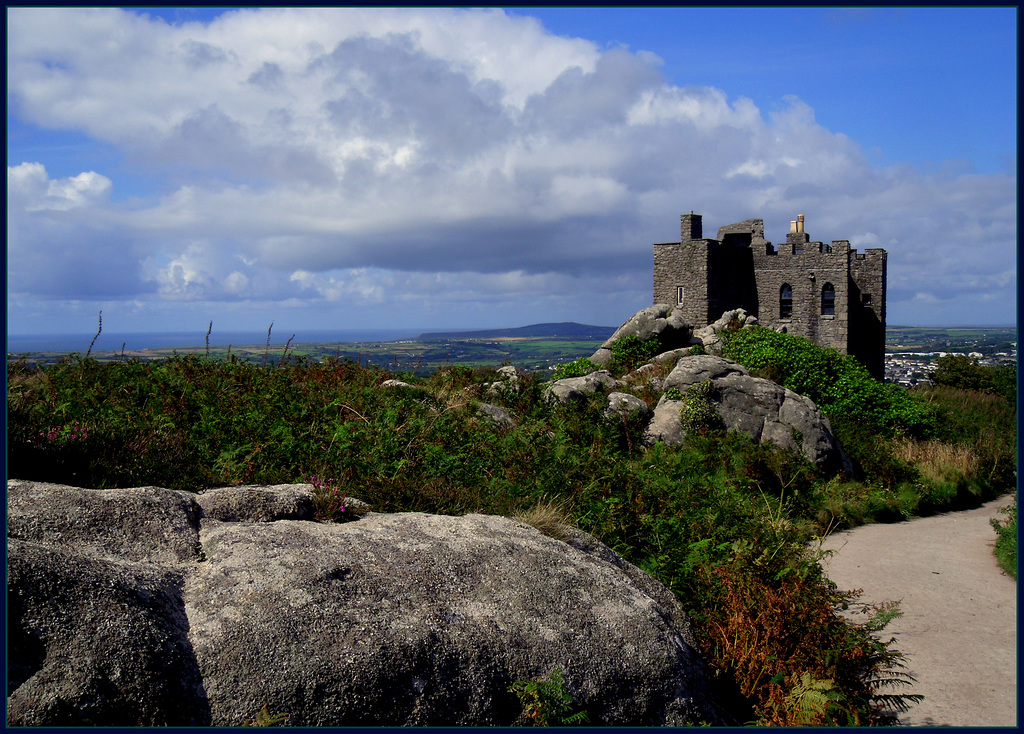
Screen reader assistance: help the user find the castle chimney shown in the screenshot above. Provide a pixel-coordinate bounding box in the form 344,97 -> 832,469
681,212 -> 702,243
797,214 -> 805,233
790,220 -> 798,234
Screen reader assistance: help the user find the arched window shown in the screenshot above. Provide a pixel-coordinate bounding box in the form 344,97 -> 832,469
821,283 -> 835,316
779,284 -> 793,319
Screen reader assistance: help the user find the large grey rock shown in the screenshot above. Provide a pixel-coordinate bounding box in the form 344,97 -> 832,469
590,304 -> 692,367
8,538 -> 209,726
644,397 -> 686,447
7,480 -> 727,727
604,392 -> 653,423
195,484 -> 316,523
543,370 -> 619,405
662,354 -> 751,387
7,481 -> 203,564
645,356 -> 852,473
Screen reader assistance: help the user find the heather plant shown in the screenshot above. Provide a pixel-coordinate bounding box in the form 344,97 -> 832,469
308,475 -> 357,522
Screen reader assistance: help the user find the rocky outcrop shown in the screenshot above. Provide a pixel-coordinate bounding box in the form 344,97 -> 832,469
590,304 -> 694,367
7,480 -> 727,727
484,365 -> 521,398
692,308 -> 758,355
604,392 -> 653,423
543,370 -> 620,405
552,306 -> 849,473
644,356 -> 852,473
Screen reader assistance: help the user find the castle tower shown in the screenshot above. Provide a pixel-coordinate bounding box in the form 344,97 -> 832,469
654,212 -> 712,325
654,210 -> 888,379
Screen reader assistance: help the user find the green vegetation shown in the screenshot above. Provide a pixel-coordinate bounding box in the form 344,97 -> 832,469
991,500 -> 1017,579
886,325 -> 1017,357
6,324 -> 1015,726
930,353 -> 1016,402
11,332 -> 610,376
609,334 -> 662,372
679,380 -> 724,434
723,326 -> 934,437
550,356 -> 600,380
242,705 -> 291,727
509,669 -> 589,726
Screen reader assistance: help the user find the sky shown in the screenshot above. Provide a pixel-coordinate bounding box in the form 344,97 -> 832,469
6,7 -> 1018,339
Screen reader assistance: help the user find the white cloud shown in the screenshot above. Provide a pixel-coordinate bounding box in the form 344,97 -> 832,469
6,7 -> 1016,330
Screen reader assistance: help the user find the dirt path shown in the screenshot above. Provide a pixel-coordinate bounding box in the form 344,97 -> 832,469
818,496 -> 1017,726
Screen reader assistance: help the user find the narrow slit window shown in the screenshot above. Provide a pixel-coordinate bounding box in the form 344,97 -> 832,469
821,283 -> 835,316
676,286 -> 684,306
780,284 -> 793,319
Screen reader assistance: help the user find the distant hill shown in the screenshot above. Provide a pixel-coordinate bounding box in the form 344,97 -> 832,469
418,322 -> 615,341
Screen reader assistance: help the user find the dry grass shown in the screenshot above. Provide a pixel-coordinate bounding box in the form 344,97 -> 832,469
431,384 -> 473,413
514,496 -> 574,541
889,437 -> 979,485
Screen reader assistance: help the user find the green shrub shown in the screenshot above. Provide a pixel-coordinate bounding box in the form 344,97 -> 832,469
609,334 -> 661,373
723,326 -> 935,437
509,669 -> 589,726
932,354 -> 1017,403
551,357 -> 599,380
991,500 -> 1017,579
663,387 -> 685,401
910,385 -> 1017,496
679,380 -> 724,434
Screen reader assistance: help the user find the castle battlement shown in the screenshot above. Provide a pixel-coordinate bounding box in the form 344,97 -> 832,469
654,211 -> 887,378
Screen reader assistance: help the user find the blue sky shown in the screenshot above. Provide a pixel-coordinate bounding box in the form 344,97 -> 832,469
7,7 -> 1017,338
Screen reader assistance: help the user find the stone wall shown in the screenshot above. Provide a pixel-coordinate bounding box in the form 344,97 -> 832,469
653,229 -> 711,327
750,238 -> 852,356
849,248 -> 888,378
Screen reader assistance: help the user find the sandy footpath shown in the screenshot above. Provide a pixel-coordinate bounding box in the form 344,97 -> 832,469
819,496 -> 1017,727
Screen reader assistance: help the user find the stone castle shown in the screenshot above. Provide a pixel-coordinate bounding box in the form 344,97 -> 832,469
654,211 -> 887,378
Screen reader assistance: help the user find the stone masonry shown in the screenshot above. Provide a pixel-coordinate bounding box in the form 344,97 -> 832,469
654,212 -> 887,378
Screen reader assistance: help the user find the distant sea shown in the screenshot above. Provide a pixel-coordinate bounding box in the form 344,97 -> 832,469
7,329 -> 425,354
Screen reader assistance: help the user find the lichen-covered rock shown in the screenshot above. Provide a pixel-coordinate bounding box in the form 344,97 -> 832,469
603,392 -> 653,423
476,402 -> 514,428
590,304 -> 692,367
8,538 -> 209,726
7,480 -> 728,728
543,370 -> 620,405
692,308 -> 758,355
195,484 -> 315,523
485,365 -> 521,397
7,480 -> 203,564
643,356 -> 851,473
662,354 -> 750,387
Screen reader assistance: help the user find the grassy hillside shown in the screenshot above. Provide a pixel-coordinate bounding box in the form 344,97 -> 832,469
6,327 -> 1015,725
